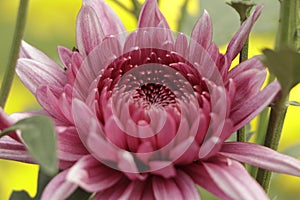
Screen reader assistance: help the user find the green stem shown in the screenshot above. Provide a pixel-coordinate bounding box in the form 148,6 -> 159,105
236,36 -> 249,143
256,93 -> 289,192
275,0 -> 298,50
236,5 -> 253,143
256,0 -> 298,192
0,0 -> 29,108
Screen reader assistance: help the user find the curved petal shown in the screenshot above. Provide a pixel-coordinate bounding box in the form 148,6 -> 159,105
138,0 -> 170,29
225,5 -> 263,62
220,142 -> 300,176
19,41 -> 62,69
58,46 -> 83,85
174,170 -> 201,200
36,85 -> 73,125
67,155 -> 123,193
16,59 -> 66,94
0,107 -> 13,130
230,80 -> 281,132
152,176 -> 184,200
76,5 -> 104,55
36,86 -> 67,124
41,170 -> 77,200
72,99 -> 118,162
203,159 -> 269,200
149,161 -> 176,179
57,46 -> 73,69
191,10 -> 213,49
138,0 -> 173,42
0,136 -> 33,163
91,178 -> 131,200
185,163 -> 230,200
229,57 -> 267,113
118,181 -> 147,199
83,0 -> 126,36
57,126 -> 88,163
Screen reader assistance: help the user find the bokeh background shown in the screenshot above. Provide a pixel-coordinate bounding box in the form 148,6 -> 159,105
0,0 -> 299,199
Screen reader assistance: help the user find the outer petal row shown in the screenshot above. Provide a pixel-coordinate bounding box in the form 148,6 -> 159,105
220,142 -> 300,177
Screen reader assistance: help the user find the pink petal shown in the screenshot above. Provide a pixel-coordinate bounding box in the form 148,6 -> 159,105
152,176 -> 184,200
225,5 -> 263,62
72,99 -> 118,162
199,119 -> 234,160
203,159 -> 269,200
0,107 -> 13,130
0,136 -> 33,163
57,126 -> 88,162
36,84 -> 73,125
16,59 -> 66,94
92,178 -> 131,199
138,0 -> 173,42
41,170 -> 77,200
104,116 -> 127,149
58,47 -> 83,85
149,161 -> 176,178
76,5 -> 104,55
117,151 -> 148,180
36,86 -> 68,124
191,10 -> 213,49
185,163 -> 230,199
93,179 -> 155,200
175,33 -> 188,57
67,155 -> 123,193
220,142 -> 300,176
19,41 -> 62,69
230,80 -> 280,131
83,0 -> 126,36
174,170 -> 201,199
118,181 -> 147,199
138,0 -> 170,30
57,46 -> 73,69
229,57 -> 267,113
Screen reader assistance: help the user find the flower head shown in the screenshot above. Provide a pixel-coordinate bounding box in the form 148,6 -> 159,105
2,0 -> 300,199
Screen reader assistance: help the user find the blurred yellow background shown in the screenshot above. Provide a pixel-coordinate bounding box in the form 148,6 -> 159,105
0,0 -> 299,199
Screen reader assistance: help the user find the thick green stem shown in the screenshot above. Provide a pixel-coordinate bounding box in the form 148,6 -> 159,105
275,0 -> 298,50
0,0 -> 29,108
256,0 -> 298,192
256,93 -> 289,192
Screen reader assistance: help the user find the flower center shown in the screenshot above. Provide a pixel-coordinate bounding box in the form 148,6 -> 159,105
133,83 -> 176,109
96,48 -> 209,126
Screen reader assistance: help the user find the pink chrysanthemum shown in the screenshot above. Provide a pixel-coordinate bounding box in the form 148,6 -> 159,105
1,0 -> 300,199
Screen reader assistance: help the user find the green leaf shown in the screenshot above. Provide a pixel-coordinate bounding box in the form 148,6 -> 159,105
9,191 -> 32,200
0,115 -> 58,175
262,47 -> 300,94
